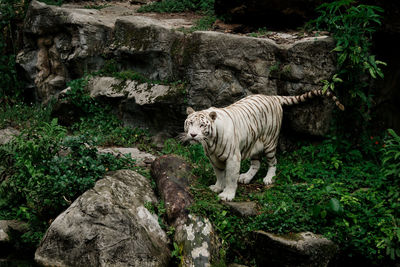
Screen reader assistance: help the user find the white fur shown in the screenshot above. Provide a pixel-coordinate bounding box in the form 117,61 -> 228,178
184,95 -> 281,201
263,166 -> 276,185
238,160 -> 261,184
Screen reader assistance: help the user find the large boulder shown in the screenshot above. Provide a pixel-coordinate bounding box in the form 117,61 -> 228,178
224,201 -> 259,216
18,1 -> 338,137
254,231 -> 338,267
35,170 -> 170,267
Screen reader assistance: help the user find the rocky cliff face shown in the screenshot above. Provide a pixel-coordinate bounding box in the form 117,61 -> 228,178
17,0 -> 338,137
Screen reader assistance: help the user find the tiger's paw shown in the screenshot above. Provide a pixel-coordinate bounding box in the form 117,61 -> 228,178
263,177 -> 274,185
238,173 -> 252,184
263,167 -> 276,185
218,190 -> 235,201
209,184 -> 223,193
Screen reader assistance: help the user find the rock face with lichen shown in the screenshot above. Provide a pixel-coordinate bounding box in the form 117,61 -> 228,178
18,0 -> 338,137
151,155 -> 221,267
34,170 -> 170,267
174,214 -> 220,267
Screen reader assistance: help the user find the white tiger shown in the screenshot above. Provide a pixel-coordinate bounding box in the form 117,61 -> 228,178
183,90 -> 344,201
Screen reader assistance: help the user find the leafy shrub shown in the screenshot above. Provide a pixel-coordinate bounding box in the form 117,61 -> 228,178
309,0 -> 385,122
138,0 -> 216,32
191,15 -> 216,31
0,102 -> 53,129
71,112 -> 153,149
382,129 -> 400,181
0,119 -> 136,247
380,129 -> 400,260
63,77 -> 94,114
138,0 -> 214,14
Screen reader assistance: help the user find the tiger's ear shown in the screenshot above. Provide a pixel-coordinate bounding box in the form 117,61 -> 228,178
186,107 -> 195,115
209,111 -> 217,121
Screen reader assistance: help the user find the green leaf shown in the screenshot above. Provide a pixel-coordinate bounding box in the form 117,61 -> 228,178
376,60 -> 387,66
313,205 -> 322,217
328,198 -> 342,213
338,53 -> 348,66
332,46 -> 344,52
332,76 -> 343,83
376,69 -> 384,79
320,210 -> 327,219
322,83 -> 329,93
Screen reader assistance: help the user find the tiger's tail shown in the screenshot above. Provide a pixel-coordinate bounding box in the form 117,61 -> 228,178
277,90 -> 345,111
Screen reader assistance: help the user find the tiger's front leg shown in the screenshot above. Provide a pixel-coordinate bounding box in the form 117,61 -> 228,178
209,166 -> 225,193
218,153 -> 240,201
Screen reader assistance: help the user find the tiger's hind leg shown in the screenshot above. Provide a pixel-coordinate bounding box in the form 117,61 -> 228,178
238,159 -> 260,184
263,147 -> 277,185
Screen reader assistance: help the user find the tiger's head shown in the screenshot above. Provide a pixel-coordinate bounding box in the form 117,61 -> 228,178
183,107 -> 217,144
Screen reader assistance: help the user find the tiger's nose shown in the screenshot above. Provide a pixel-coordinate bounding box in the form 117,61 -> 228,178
191,133 -> 197,138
